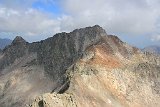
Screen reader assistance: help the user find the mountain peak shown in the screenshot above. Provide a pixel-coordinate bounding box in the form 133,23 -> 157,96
12,36 -> 27,45
92,25 -> 106,33
72,25 -> 106,36
93,25 -> 103,29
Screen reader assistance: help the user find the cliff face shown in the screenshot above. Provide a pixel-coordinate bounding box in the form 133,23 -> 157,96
33,25 -> 106,81
0,25 -> 159,107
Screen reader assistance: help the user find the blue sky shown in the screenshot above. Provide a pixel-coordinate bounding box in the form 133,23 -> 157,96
32,0 -> 62,15
0,0 -> 160,48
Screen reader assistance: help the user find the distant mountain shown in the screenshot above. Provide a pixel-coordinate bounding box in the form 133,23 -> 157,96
0,38 -> 12,49
143,45 -> 160,54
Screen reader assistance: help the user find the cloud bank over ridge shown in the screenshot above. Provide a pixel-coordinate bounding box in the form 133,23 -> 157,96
0,0 -> 160,47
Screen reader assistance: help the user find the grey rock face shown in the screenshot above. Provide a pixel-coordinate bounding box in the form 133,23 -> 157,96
38,25 -> 137,82
11,36 -> 27,46
34,25 -> 106,81
0,25 -> 108,86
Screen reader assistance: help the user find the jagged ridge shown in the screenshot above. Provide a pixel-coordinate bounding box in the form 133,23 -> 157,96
0,25 -> 151,107
0,25 -> 139,91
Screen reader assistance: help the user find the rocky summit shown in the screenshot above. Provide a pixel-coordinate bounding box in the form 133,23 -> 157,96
0,25 -> 160,107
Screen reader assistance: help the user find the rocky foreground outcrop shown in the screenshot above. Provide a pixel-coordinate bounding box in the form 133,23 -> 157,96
0,25 -> 160,107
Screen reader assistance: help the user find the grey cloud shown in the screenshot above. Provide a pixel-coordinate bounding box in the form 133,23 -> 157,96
0,7 -> 61,38
0,0 -> 64,40
151,35 -> 160,42
61,0 -> 160,35
0,0 -> 160,47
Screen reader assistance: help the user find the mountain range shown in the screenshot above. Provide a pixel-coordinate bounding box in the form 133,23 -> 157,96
0,38 -> 12,49
0,25 -> 159,107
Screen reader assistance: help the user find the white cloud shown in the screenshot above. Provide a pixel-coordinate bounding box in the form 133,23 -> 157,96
151,35 -> 160,42
0,0 -> 160,47
60,0 -> 160,36
0,7 -> 61,37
